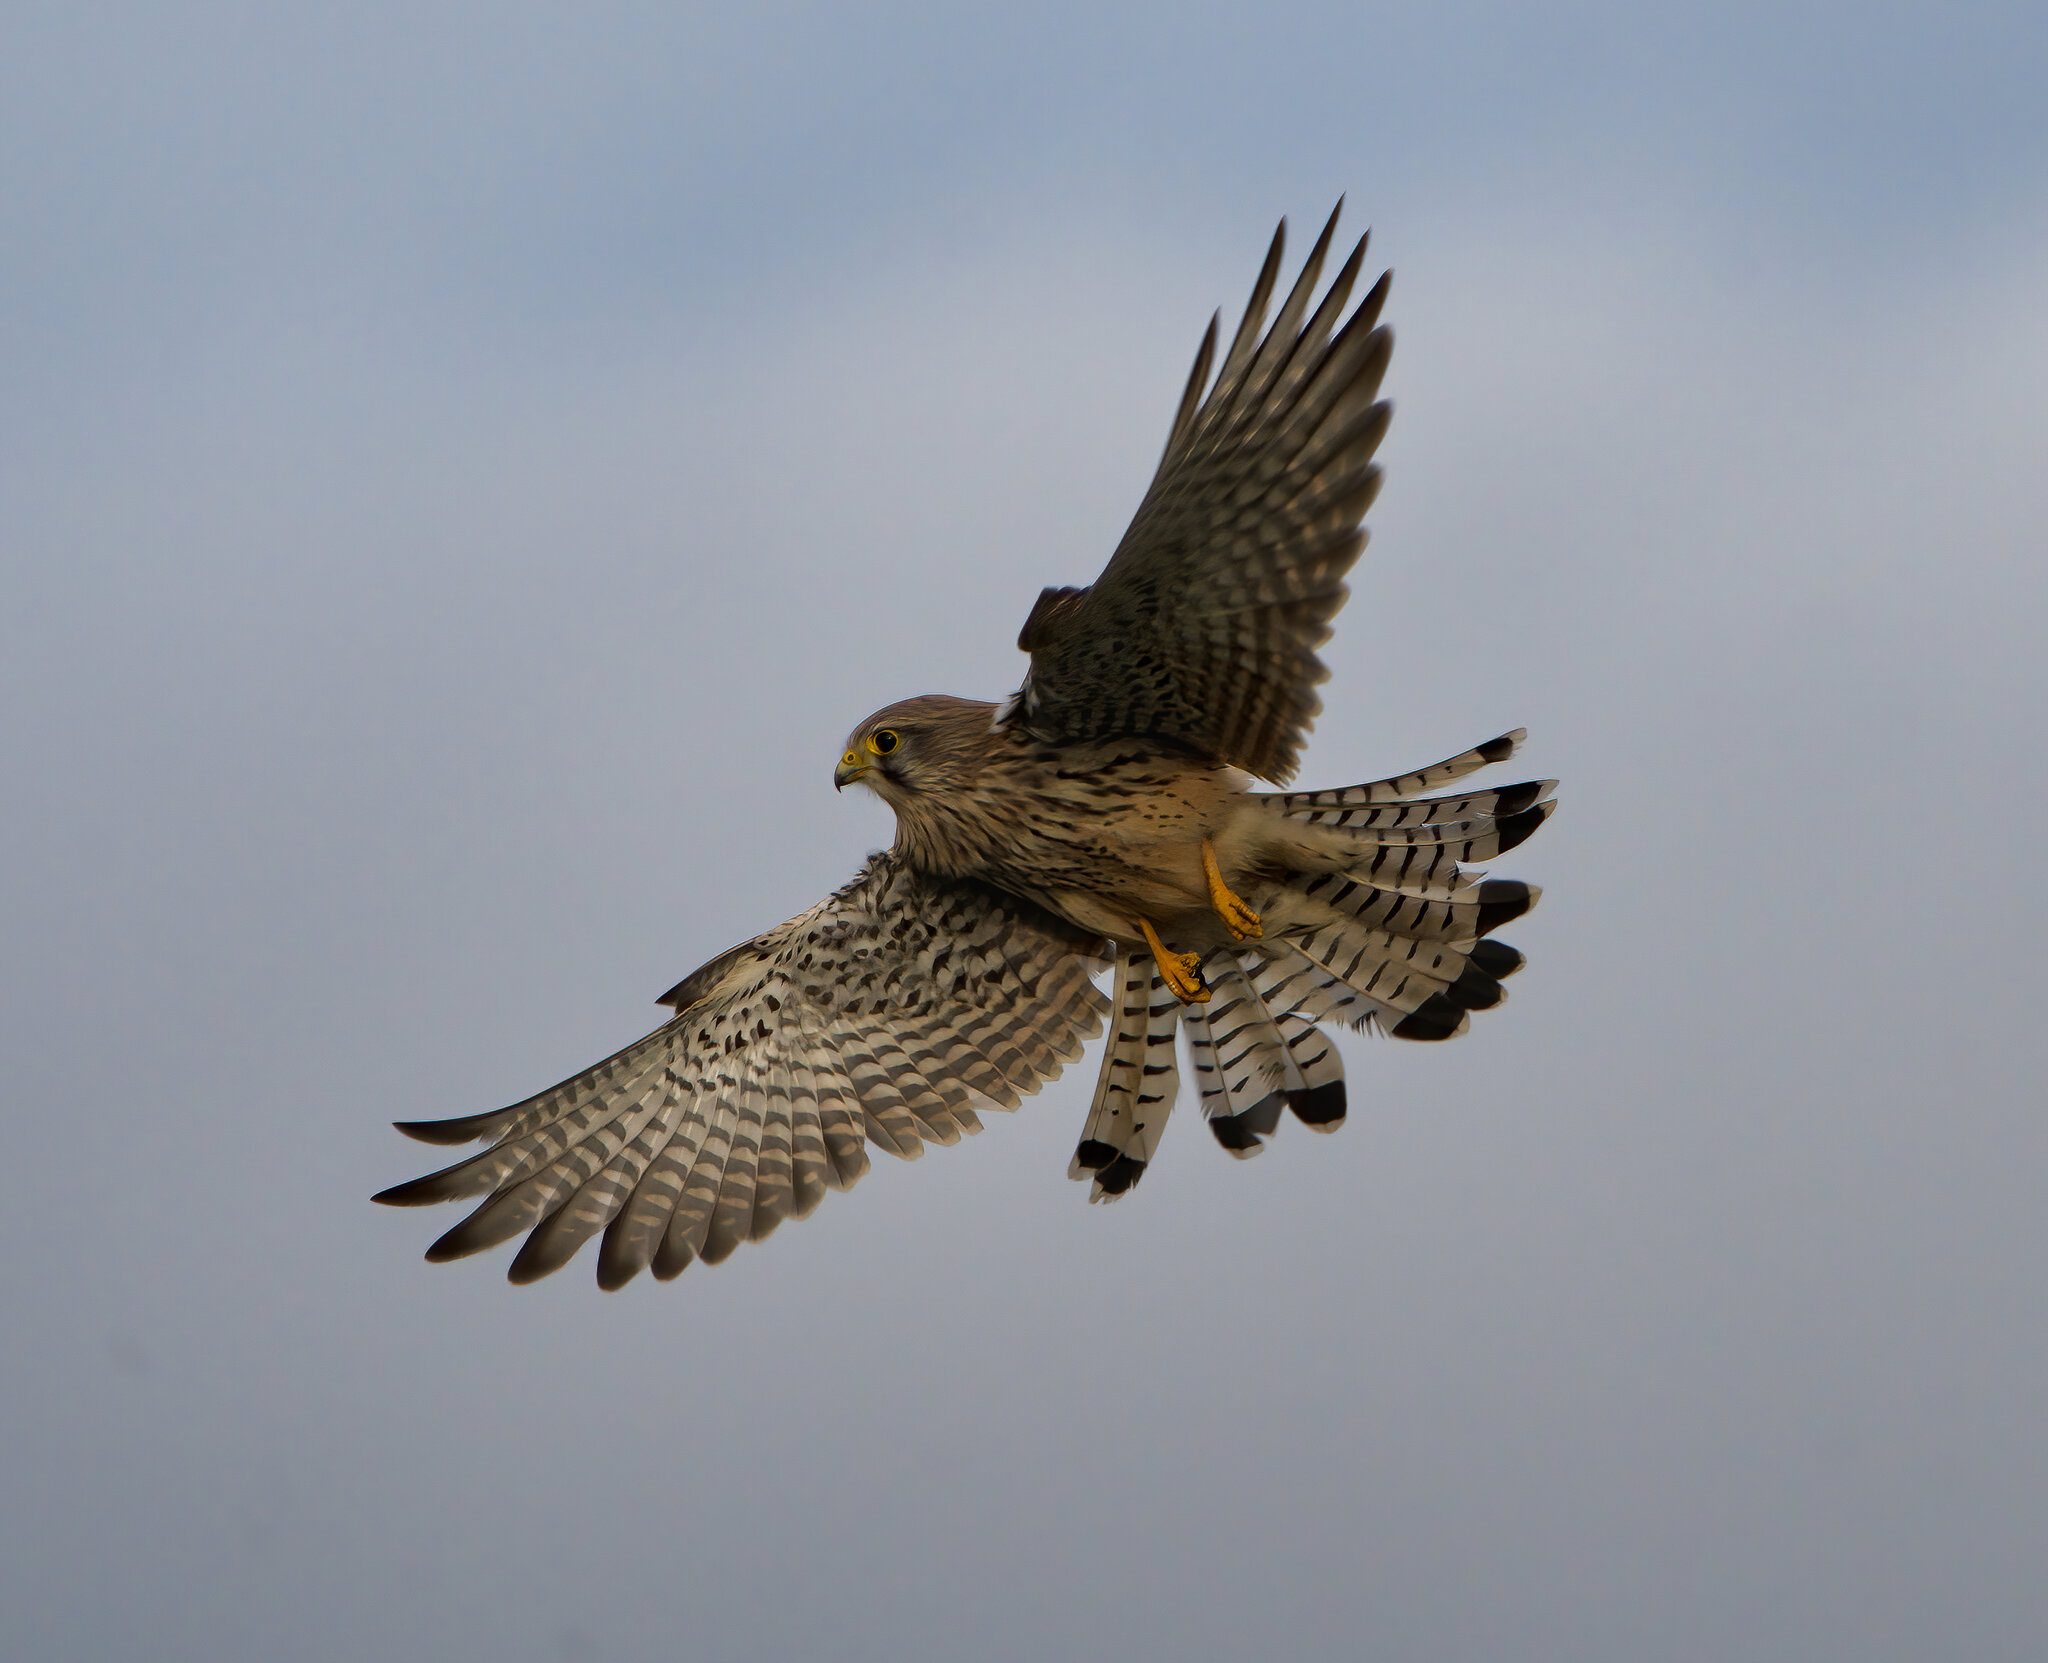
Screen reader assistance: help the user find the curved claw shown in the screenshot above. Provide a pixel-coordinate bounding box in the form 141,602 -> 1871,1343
1140,918 -> 1210,1004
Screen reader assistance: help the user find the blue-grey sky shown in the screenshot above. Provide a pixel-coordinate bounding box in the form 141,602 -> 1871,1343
5,4 -> 2046,1660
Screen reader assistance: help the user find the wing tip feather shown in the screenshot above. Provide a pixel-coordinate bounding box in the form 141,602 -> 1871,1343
392,1113 -> 506,1147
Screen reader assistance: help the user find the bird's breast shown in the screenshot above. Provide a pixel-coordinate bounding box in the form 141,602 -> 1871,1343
933,741 -> 1239,935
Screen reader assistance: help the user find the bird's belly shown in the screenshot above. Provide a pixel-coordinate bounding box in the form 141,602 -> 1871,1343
969,744 -> 1246,944
1025,831 -> 1217,946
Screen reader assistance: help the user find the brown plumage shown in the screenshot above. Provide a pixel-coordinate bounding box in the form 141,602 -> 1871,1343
376,202 -> 1554,1282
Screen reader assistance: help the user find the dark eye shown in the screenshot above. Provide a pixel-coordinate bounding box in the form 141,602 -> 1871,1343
870,728 -> 900,755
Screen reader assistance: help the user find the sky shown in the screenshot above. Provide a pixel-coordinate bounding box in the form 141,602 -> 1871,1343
5,3 -> 2047,1659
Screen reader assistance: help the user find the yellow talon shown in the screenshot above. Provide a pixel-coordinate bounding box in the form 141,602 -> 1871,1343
1202,837 -> 1263,940
1140,917 -> 1210,1004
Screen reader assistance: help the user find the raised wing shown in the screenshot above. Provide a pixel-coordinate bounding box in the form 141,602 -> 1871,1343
1008,202 -> 1392,784
375,855 -> 1109,1287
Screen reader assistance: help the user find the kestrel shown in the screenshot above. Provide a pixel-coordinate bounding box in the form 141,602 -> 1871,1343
375,203 -> 1554,1286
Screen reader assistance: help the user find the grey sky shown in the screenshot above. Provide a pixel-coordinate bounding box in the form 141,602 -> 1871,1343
5,4 -> 2046,1660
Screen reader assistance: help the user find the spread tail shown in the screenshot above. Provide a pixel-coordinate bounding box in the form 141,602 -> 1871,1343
1066,731 -> 1549,1186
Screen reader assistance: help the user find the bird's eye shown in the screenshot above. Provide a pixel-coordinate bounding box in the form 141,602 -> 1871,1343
868,728 -> 900,756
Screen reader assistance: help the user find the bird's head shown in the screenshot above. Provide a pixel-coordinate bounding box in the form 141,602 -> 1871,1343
834,694 -> 996,802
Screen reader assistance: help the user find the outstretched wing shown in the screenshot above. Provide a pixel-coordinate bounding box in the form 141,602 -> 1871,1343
375,855 -> 1109,1287
1008,202 -> 1392,784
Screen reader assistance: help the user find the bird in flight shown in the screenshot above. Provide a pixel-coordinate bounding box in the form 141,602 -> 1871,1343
376,202 -> 1554,1287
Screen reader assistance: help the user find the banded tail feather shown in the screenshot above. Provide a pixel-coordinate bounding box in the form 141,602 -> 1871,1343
1182,956 -> 1351,1155
1263,880 -> 1535,1044
1254,733 -> 1543,1042
1274,1013 -> 1347,1129
1262,730 -> 1527,814
1272,777 -> 1555,834
1184,959 -> 1298,1158
1069,952 -> 1181,1200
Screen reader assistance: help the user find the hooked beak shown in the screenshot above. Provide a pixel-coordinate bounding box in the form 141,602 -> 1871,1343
834,751 -> 868,792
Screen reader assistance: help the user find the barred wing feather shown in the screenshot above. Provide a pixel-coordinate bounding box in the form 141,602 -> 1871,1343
375,854 -> 1110,1286
1008,201 -> 1392,784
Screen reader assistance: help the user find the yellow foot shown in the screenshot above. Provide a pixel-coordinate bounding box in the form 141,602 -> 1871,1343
1139,917 -> 1211,1004
1202,837 -> 1263,941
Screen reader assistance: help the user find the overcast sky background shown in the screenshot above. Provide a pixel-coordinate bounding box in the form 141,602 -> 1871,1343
5,4 -> 2047,1659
